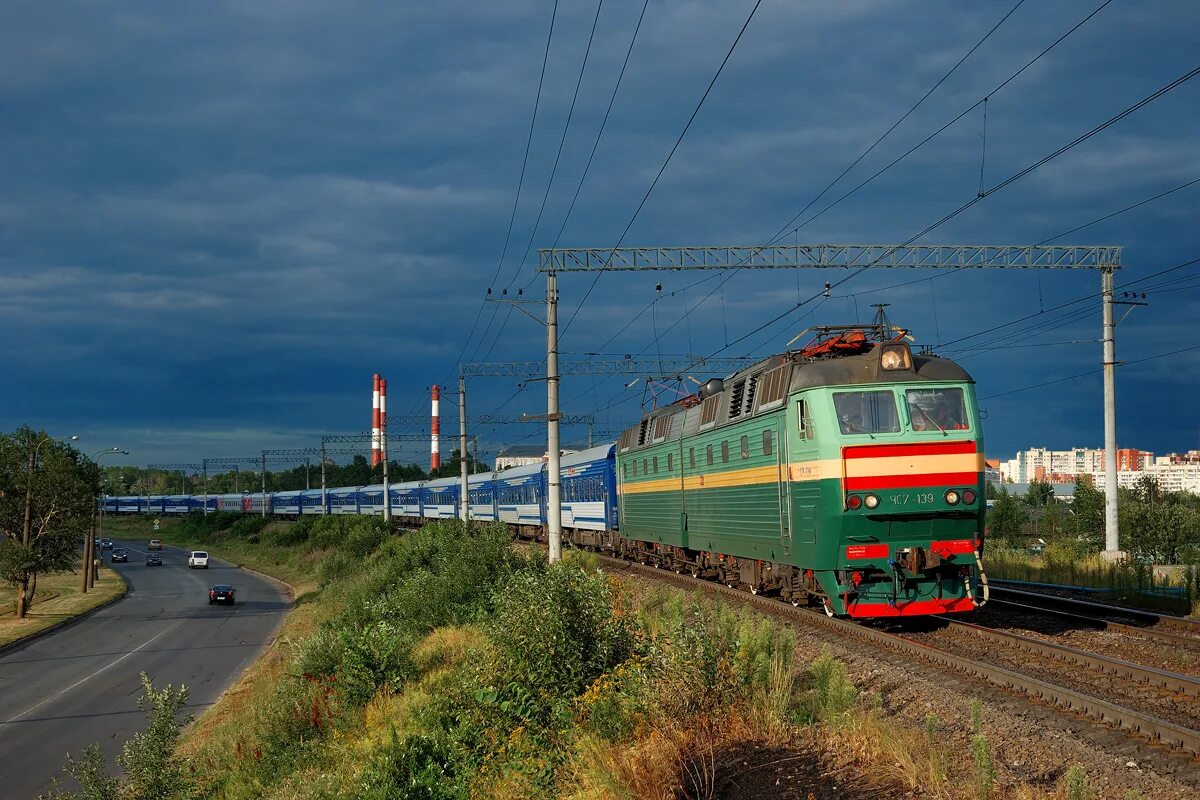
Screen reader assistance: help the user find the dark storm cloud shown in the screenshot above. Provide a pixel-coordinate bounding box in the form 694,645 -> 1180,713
1,0 -> 1198,464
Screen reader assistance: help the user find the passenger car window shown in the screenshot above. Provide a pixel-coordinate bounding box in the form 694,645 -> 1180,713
833,391 -> 900,435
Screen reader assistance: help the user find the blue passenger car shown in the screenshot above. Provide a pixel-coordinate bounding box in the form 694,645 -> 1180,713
494,462 -> 545,530
419,476 -> 460,519
559,444 -> 617,532
300,489 -> 327,515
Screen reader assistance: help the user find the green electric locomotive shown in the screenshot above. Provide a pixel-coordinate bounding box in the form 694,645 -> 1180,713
613,322 -> 987,618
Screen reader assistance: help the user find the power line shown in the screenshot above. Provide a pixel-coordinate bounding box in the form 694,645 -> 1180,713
560,0 -> 767,338
980,343 -> 1200,400
697,63 -> 1200,360
442,0 -> 561,381
639,0 -> 1114,355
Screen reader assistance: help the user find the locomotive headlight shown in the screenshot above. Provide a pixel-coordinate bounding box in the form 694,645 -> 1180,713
864,494 -> 880,509
962,489 -> 977,505
944,489 -> 960,505
879,344 -> 912,370
846,494 -> 863,510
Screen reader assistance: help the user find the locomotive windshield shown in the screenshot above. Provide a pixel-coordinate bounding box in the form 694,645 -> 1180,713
834,390 -> 900,434
906,388 -> 969,431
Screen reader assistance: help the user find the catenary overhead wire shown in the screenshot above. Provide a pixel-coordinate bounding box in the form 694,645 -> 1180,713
470,0 -> 611,365
621,0 -> 1116,365
442,0 -> 561,383
559,0 -> 767,339
690,63 -> 1200,364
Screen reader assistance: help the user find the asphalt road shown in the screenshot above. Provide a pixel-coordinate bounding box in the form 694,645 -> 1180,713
0,541 -> 291,798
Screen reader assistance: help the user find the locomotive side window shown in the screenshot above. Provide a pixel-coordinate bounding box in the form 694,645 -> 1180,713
762,430 -> 773,456
652,456 -> 659,474
740,435 -> 749,460
796,399 -> 814,440
721,441 -> 730,463
906,388 -> 969,431
833,391 -> 900,434
689,448 -> 695,469
667,453 -> 673,472
706,444 -> 714,465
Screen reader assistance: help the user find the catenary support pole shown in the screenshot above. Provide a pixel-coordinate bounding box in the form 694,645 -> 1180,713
1101,267 -> 1121,558
202,461 -> 209,515
382,378 -> 391,521
260,453 -> 268,518
546,271 -> 562,564
320,442 -> 328,515
459,373 -> 469,523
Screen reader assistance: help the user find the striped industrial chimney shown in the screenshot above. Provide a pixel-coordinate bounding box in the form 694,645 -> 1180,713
371,374 -> 381,467
430,384 -> 441,471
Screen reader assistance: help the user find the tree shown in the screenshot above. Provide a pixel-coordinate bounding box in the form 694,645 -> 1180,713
987,487 -> 1027,546
1070,477 -> 1105,549
1024,480 -> 1055,508
1134,474 -> 1161,507
427,448 -> 491,480
0,428 -> 98,618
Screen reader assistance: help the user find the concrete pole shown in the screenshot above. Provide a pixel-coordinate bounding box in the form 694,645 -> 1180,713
459,373 -> 469,523
1101,267 -> 1121,559
382,378 -> 392,522
82,508 -> 95,594
260,453 -> 268,518
546,271 -> 562,564
92,502 -> 101,588
320,442 -> 328,515
305,458 -> 311,491
202,461 -> 209,515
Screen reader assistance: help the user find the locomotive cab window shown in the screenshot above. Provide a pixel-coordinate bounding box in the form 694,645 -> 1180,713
906,388 -> 969,431
833,391 -> 900,435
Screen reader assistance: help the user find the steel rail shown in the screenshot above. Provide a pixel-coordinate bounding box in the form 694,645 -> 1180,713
988,597 -> 1200,651
592,555 -> 1200,757
935,616 -> 1200,698
989,584 -> 1200,640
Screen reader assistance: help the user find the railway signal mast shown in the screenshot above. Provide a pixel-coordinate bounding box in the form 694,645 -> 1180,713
538,243 -> 1127,562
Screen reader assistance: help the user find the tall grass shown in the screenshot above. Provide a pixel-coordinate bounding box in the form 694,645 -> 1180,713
986,549 -> 1199,615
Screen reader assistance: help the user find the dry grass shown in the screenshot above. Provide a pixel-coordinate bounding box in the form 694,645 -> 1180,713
0,567 -> 125,649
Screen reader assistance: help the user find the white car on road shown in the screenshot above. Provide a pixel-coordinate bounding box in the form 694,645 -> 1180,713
188,551 -> 210,569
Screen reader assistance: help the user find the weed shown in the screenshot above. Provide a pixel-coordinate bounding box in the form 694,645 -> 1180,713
1060,764 -> 1091,800
971,732 -> 996,800
799,648 -> 858,725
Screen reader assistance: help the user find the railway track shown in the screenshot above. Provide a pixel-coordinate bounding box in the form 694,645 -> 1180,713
593,554 -> 1200,760
988,584 -> 1200,648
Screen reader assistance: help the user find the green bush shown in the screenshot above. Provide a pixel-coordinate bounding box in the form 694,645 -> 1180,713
485,564 -> 635,722
228,514 -> 270,541
798,648 -> 858,724
357,733 -> 467,800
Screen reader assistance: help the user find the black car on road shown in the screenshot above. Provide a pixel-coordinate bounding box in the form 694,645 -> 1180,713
145,553 -> 163,566
111,548 -> 128,563
208,585 -> 235,605
101,539 -> 113,550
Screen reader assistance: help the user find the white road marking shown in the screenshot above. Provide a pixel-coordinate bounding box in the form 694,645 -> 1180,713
3,626 -> 176,724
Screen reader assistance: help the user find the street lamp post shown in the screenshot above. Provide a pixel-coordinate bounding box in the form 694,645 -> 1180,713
85,448 -> 128,594
18,433 -> 78,618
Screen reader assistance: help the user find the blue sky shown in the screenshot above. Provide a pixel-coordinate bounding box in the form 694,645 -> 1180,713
2,0 -> 1197,468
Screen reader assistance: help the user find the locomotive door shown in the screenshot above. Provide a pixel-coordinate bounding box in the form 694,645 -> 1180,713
791,395 -> 820,545
774,417 -> 790,556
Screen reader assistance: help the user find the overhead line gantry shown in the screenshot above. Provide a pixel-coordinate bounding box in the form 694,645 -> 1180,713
527,243 -> 1125,564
